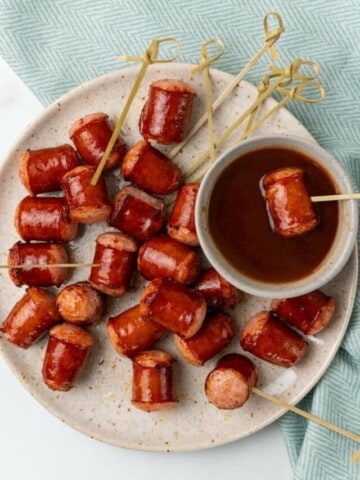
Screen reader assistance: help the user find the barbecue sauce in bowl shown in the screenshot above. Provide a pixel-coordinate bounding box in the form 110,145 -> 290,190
208,147 -> 339,283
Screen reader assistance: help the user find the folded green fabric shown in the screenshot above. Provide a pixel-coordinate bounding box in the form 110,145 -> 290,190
0,0 -> 359,477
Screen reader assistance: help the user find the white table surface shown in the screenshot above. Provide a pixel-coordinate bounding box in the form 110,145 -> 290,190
0,55 -> 293,480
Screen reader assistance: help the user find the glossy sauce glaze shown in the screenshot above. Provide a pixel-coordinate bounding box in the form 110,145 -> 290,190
208,147 -> 339,283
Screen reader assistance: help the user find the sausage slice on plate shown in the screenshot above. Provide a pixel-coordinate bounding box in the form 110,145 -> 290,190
205,354 -> 258,409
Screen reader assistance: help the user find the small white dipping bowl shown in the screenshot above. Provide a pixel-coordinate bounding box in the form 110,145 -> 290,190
196,135 -> 358,298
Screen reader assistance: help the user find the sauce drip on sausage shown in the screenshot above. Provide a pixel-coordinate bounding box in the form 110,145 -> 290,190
208,147 -> 338,283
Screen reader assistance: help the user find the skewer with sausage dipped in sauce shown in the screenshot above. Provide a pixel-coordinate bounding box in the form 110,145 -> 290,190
261,167 -> 319,237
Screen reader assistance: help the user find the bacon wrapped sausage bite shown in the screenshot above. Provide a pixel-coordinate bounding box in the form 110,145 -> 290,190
107,304 -> 166,358
8,242 -> 68,287
205,354 -> 258,409
240,311 -> 307,368
89,232 -> 138,296
69,112 -> 127,170
132,350 -> 176,411
42,323 -> 94,391
56,282 -> 106,325
61,165 -> 111,223
121,140 -> 181,195
167,183 -> 200,246
175,312 -> 235,366
1,288 -> 60,348
19,144 -> 79,195
262,167 -> 319,238
271,290 -> 335,335
109,185 -> 165,242
137,235 -> 200,285
139,79 -> 196,144
140,278 -> 206,339
193,268 -> 238,310
15,196 -> 78,242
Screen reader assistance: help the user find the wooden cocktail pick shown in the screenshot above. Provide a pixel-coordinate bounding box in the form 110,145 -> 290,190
0,263 -> 100,269
252,387 -> 360,463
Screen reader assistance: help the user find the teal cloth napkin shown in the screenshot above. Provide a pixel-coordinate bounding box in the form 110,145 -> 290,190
1,0 -> 359,477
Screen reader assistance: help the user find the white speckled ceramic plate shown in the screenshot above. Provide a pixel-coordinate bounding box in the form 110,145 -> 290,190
0,64 -> 357,451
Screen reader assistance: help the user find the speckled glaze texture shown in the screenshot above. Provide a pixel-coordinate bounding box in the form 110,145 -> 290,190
0,64 -> 357,452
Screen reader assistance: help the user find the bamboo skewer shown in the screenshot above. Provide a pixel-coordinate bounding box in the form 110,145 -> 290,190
168,12 -> 284,160
190,38 -> 225,164
0,263 -> 101,269
252,387 -> 360,462
311,193 -> 360,202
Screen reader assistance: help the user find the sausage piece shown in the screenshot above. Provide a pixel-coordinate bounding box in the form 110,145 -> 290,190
42,323 -> 94,391
61,165 -> 111,223
109,185 -> 165,242
205,354 -> 258,409
89,232 -> 138,296
69,112 -> 127,170
175,312 -> 235,366
8,242 -> 68,287
1,288 -> 60,348
271,290 -> 335,335
15,196 -> 78,242
137,235 -> 200,285
139,79 -> 196,144
56,282 -> 106,325
107,304 -> 166,358
193,268 -> 239,310
167,183 -> 200,246
19,144 -> 79,195
121,140 -> 181,195
240,311 -> 307,368
140,278 -> 206,339
262,167 -> 319,238
132,350 -> 175,411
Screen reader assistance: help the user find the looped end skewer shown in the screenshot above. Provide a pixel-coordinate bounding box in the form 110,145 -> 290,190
278,80 -> 326,103
190,38 -> 225,74
263,12 -> 284,61
118,37 -> 180,65
91,37 -> 181,186
269,58 -> 320,82
190,39 -> 225,163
